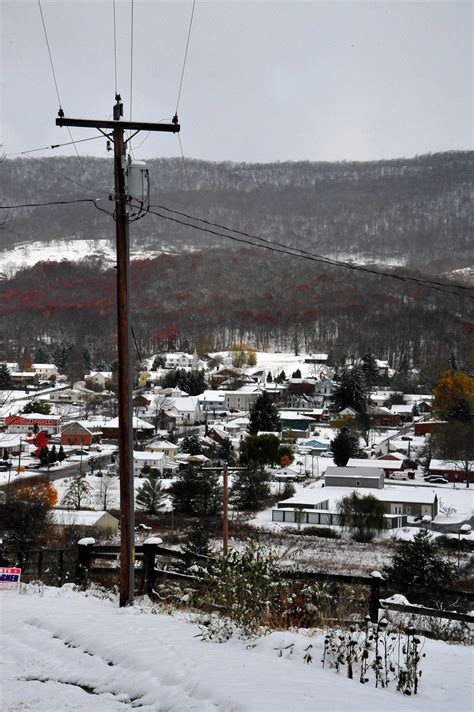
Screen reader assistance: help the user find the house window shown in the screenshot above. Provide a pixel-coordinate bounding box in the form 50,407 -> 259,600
356,481 -> 360,486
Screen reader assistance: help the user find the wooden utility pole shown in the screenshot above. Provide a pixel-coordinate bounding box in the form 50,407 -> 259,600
56,98 -> 179,606
222,461 -> 229,556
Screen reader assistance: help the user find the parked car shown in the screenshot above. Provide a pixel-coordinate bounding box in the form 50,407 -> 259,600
74,449 -> 88,456
389,472 -> 409,481
401,436 -> 413,441
426,477 -> 448,485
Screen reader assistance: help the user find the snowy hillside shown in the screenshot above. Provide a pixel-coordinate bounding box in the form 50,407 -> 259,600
2,584 -> 472,711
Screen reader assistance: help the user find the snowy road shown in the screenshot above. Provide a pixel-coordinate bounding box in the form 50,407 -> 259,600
1,585 -> 472,711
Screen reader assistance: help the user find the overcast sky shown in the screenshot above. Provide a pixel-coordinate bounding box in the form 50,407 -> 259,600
1,0 -> 472,163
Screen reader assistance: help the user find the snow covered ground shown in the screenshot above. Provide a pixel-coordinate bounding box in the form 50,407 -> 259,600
2,584 -> 472,712
0,239 -> 175,277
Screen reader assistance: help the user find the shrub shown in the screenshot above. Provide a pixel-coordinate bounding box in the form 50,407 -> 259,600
384,529 -> 457,587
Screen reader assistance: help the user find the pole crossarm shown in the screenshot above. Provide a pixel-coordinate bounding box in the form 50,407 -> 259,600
56,117 -> 180,133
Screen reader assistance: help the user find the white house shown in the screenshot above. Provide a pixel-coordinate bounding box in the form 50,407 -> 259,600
33,363 -> 59,380
133,450 -> 166,477
87,371 -> 113,388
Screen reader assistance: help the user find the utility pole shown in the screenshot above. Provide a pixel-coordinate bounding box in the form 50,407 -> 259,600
56,98 -> 179,607
223,461 -> 229,556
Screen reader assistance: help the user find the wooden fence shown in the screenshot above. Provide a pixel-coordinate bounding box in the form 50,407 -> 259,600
6,541 -> 474,629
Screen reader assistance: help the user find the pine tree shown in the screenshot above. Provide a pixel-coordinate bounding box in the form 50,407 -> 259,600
384,529 -> 457,587
169,466 -> 222,517
48,444 -> 57,464
0,363 -> 13,390
216,437 -> 236,465
230,469 -> 271,510
330,427 -> 361,466
180,434 -> 202,455
361,351 -> 378,390
136,469 -> 164,514
39,447 -> 49,468
330,366 -> 368,414
58,445 -> 66,462
248,391 -> 281,435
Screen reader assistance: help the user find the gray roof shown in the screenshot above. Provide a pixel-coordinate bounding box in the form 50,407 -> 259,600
325,466 -> 384,479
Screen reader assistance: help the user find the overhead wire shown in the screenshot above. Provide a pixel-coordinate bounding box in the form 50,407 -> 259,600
5,134 -> 105,157
20,151 -> 111,196
128,0 -> 135,155
175,0 -> 196,115
144,206 -> 473,301
37,0 -> 85,172
113,0 -> 118,96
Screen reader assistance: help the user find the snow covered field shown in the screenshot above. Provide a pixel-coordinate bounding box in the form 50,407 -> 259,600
2,584 -> 472,712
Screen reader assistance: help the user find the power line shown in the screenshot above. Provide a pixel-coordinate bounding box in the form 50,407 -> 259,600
177,134 -> 191,191
20,151 -> 111,196
175,0 -> 196,114
144,207 -> 473,300
113,0 -> 118,96
37,0 -> 62,109
37,0 -> 84,168
5,135 -> 105,157
0,198 -> 107,210
129,0 -> 134,126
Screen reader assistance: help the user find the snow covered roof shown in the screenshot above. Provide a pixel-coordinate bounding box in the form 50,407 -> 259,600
133,451 -> 164,461
103,416 -> 154,430
51,510 -> 118,526
325,466 -> 384,479
347,458 -> 403,470
429,460 -> 473,471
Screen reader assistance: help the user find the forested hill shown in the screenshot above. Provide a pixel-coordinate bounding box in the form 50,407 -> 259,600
2,151 -> 473,273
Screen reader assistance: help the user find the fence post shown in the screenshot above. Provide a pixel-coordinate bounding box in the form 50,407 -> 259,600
369,571 -> 383,623
142,538 -> 163,598
77,538 -> 96,585
58,550 -> 64,585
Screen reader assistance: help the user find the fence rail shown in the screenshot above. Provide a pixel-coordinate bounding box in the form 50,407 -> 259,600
6,542 -> 474,626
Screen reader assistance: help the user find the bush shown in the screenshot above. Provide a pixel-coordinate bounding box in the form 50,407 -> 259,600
292,526 -> 341,539
384,528 -> 457,587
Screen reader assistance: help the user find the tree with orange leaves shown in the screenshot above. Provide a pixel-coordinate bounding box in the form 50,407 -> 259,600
432,370 -> 474,420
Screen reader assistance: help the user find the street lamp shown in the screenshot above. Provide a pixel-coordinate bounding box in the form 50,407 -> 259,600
457,523 -> 472,569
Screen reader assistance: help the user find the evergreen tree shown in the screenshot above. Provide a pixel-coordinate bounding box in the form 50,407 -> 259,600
0,363 -> 13,390
136,469 -> 164,514
330,427 -> 361,466
448,351 -> 459,372
216,437 -> 236,465
48,444 -> 57,464
169,466 -> 222,517
384,529 -> 457,587
180,434 -> 202,455
291,369 -> 302,379
34,346 -> 49,363
39,447 -> 49,468
248,391 -> 281,435
361,351 -> 378,390
22,400 -> 51,415
183,520 -> 213,557
330,366 -> 368,414
266,372 -> 273,383
240,434 -> 280,469
58,445 -> 66,462
231,469 -> 271,510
